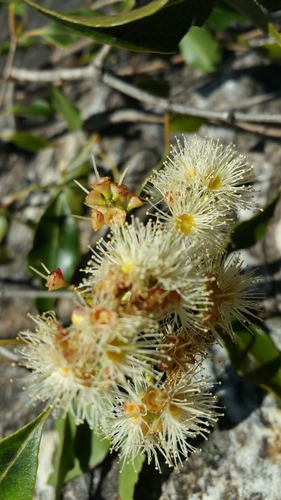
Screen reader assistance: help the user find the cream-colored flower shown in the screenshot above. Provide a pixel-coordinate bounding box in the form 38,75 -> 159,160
201,254 -> 261,340
17,312 -> 107,428
82,219 -> 211,330
152,186 -> 230,248
149,136 -> 255,213
105,367 -> 218,471
17,308 -> 160,428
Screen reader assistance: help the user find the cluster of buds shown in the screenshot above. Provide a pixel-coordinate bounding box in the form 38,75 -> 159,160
16,136 -> 260,471
84,176 -> 143,230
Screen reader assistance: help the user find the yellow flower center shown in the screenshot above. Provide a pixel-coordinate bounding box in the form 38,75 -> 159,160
106,338 -> 127,362
121,261 -> 132,274
208,175 -> 222,190
142,387 -> 168,414
174,214 -> 195,234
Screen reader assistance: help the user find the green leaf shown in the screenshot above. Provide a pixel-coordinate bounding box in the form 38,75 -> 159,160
23,0 -> 216,54
35,22 -> 78,47
0,246 -> 13,265
64,161 -> 90,215
64,423 -> 110,482
170,114 -> 206,132
118,453 -> 145,500
134,77 -> 170,98
65,133 -> 98,174
227,186 -> 281,252
0,406 -> 52,500
207,4 -> 248,31
9,132 -> 51,151
12,99 -> 54,118
89,430 -> 110,469
221,318 -> 281,400
255,42 -> 281,62
48,416 -> 76,500
179,25 -> 221,73
0,215 -> 8,244
225,0 -> 281,49
50,86 -> 83,131
27,190 -> 80,311
50,416 -> 110,488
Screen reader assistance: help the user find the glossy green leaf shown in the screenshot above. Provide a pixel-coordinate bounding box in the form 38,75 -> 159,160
0,215 -> 8,244
50,87 -> 83,131
221,318 -> 281,400
23,0 -> 216,54
12,99 -> 53,118
207,4 -> 248,31
48,416 -> 76,500
49,416 -> 110,488
118,453 -> 145,500
14,2 -> 27,17
255,42 -> 281,62
64,161 -> 90,215
227,186 -> 281,253
170,114 -> 206,132
225,0 -> 281,48
9,132 -> 51,151
179,25 -> 221,73
0,246 -> 13,265
65,133 -> 98,174
27,189 -> 80,281
89,429 -> 110,469
134,77 -> 170,98
0,406 -> 52,500
64,422 -> 110,482
35,22 -> 78,47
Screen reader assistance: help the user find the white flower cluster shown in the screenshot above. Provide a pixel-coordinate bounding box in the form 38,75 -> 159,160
17,136 -> 260,471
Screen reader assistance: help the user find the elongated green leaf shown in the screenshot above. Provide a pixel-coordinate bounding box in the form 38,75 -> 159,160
179,25 -> 221,73
27,189 -> 80,282
227,186 -> 281,252
170,114 -> 206,132
118,453 -> 145,500
23,0 -> 216,54
9,132 -> 51,151
36,22 -> 78,47
64,422 -> 110,482
50,87 -> 83,131
12,99 -> 53,118
207,4 -> 247,31
50,416 -> 110,487
221,318 -> 281,400
134,77 -> 170,98
0,246 -> 13,265
225,0 -> 281,49
27,190 -> 80,311
0,406 -> 52,500
64,161 -> 90,215
48,416 -> 75,500
0,215 -> 8,244
89,429 -> 110,469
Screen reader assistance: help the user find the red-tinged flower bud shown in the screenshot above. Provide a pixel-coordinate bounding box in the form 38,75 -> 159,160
126,193 -> 143,211
104,207 -> 126,228
91,209 -> 105,230
90,177 -> 111,199
85,190 -> 104,207
46,268 -> 69,291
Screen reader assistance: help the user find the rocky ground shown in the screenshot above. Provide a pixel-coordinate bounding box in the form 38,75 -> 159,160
1,2 -> 281,499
